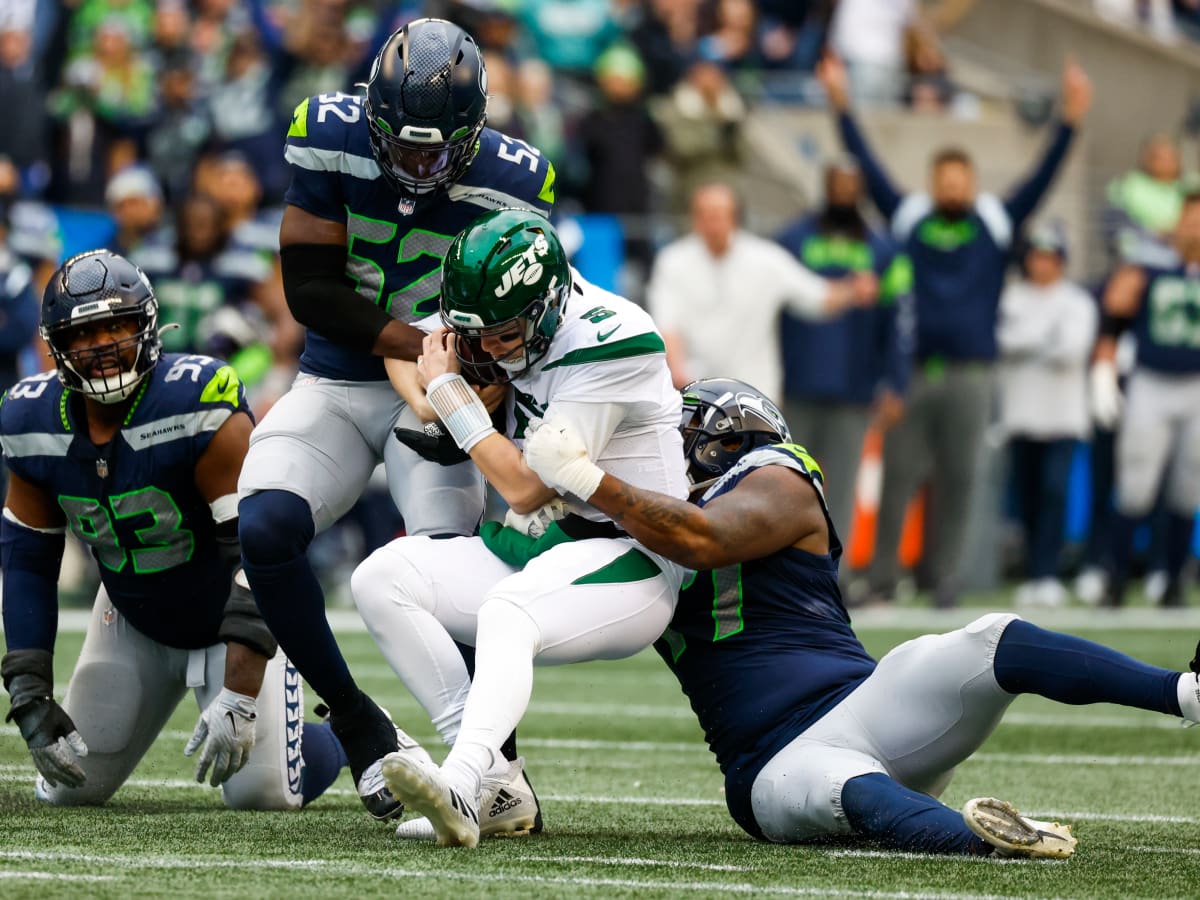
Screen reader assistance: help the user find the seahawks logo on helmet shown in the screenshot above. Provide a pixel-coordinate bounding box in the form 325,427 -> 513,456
680,378 -> 792,491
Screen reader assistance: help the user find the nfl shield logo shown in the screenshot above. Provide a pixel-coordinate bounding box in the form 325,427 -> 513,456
96,458 -> 109,479
398,197 -> 416,216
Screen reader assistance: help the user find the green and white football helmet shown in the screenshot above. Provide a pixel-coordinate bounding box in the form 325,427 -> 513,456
440,209 -> 571,383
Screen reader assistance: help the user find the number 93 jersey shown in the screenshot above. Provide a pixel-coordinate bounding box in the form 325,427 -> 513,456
0,355 -> 253,649
283,91 -> 557,382
1134,264 -> 1200,373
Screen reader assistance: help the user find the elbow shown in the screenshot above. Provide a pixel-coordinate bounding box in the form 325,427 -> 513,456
674,531 -> 727,571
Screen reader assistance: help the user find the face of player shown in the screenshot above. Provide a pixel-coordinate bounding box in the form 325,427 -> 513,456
930,160 -> 976,219
478,324 -> 525,360
63,316 -> 142,381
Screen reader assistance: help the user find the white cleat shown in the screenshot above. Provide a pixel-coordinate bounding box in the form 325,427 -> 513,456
382,753 -> 480,848
962,797 -> 1077,859
396,756 -> 543,842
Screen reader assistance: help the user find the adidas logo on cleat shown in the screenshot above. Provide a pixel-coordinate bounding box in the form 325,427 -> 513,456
489,789 -> 523,818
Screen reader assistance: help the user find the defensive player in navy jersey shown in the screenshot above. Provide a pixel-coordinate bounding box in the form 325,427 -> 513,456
521,377 -> 1200,859
1093,191 -> 1200,607
236,18 -> 556,819
0,251 -> 346,809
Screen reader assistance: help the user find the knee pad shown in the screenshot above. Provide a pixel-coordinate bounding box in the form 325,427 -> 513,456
37,774 -> 116,807
239,490 -> 315,565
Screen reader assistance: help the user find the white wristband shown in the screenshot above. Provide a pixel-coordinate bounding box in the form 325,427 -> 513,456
552,455 -> 605,501
426,373 -> 496,452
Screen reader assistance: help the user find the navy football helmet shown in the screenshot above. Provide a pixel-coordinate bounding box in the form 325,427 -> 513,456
364,18 -> 488,196
679,378 -> 792,491
41,250 -> 162,404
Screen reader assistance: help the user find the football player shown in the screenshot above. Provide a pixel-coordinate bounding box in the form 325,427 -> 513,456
1,250 -> 345,809
520,377 -> 1200,858
349,209 -> 688,847
235,18 -> 555,819
1092,191 -> 1200,607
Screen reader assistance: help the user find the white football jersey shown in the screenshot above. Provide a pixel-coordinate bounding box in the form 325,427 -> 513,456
508,270 -> 689,518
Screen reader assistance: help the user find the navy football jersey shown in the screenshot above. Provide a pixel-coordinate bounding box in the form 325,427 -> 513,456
282,91 -> 557,382
654,444 -> 877,838
1133,263 -> 1200,374
0,355 -> 253,649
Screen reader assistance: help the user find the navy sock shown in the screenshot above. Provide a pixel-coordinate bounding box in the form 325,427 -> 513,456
454,639 -> 518,761
240,491 -> 358,711
994,619 -> 1182,715
299,720 -> 349,806
841,773 -> 990,855
1165,513 -> 1195,582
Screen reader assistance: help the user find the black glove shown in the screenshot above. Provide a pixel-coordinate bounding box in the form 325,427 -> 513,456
2,649 -> 88,788
393,421 -> 470,466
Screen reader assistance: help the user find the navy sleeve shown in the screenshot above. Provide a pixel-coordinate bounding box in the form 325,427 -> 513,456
837,112 -> 904,221
877,248 -> 914,394
1,516 -> 64,653
1003,122 -> 1076,229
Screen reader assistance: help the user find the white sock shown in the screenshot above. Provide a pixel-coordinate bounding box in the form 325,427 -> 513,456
1177,672 -> 1200,722
442,599 -> 540,801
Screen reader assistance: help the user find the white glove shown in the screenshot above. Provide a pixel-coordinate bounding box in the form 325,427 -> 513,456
503,496 -> 568,538
185,688 -> 257,787
1089,359 -> 1122,429
524,416 -> 605,501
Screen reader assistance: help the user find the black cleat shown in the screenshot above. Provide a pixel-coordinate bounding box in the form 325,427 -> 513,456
323,693 -> 406,821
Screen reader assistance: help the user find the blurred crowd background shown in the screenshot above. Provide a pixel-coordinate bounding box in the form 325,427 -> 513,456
2,0 -> 1200,608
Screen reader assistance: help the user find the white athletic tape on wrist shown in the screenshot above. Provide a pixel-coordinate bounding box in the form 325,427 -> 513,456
209,493 -> 239,524
426,374 -> 496,452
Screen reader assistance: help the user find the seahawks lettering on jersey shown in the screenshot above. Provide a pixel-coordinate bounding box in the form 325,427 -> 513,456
283,92 -> 556,382
1135,264 -> 1200,373
653,444 -> 876,836
0,355 -> 252,649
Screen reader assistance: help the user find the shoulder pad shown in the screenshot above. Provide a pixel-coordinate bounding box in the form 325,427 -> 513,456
0,372 -> 63,427
158,355 -> 246,411
284,93 -> 379,180
452,129 -> 556,216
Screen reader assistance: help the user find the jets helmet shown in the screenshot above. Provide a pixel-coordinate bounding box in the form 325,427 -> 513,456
679,378 -> 792,490
364,18 -> 488,196
440,208 -> 571,383
41,250 -> 162,404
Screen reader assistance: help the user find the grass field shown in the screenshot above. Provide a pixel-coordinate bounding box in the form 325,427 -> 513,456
3,604 -> 1199,899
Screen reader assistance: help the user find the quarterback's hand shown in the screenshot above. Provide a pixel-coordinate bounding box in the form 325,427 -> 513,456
185,688 -> 257,787
503,496 -> 568,538
394,421 -> 471,466
10,698 -> 88,789
1089,360 -> 1122,429
524,417 -> 604,501
416,329 -> 460,389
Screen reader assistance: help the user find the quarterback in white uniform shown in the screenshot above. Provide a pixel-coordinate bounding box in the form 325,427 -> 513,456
351,209 -> 688,847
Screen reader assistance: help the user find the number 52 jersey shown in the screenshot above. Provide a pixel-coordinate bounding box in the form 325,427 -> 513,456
0,356 -> 253,649
283,91 -> 556,383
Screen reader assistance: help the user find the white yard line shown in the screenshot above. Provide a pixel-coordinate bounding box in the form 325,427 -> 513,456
29,607 -> 1200,634
0,850 -> 1051,900
513,854 -> 753,871
972,752 -> 1199,767
0,871 -> 114,882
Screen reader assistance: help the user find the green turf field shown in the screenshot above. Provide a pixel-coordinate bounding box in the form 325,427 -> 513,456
3,607 -> 1199,899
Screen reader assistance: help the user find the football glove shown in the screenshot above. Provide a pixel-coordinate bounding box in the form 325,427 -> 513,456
503,497 -> 568,539
523,417 -> 604,501
185,688 -> 258,787
1089,360 -> 1122,429
2,649 -> 88,789
393,421 -> 471,466
479,520 -> 574,568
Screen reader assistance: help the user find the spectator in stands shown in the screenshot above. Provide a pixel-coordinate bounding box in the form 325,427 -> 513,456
105,164 -> 169,260
516,59 -> 567,181
146,50 -> 211,205
997,222 -> 1097,608
695,0 -> 760,72
517,0 -> 622,81
776,157 -> 913,558
0,158 -> 39,495
819,53 -> 1092,608
0,1 -> 51,192
1104,133 -> 1186,267
578,43 -> 664,276
627,0 -> 701,95
653,56 -> 747,215
829,0 -> 920,106
647,181 -> 879,401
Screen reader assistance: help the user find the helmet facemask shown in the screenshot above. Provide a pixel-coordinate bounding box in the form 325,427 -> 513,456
679,385 -> 792,494
44,307 -> 160,404
365,109 -> 484,196
445,277 -> 569,384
